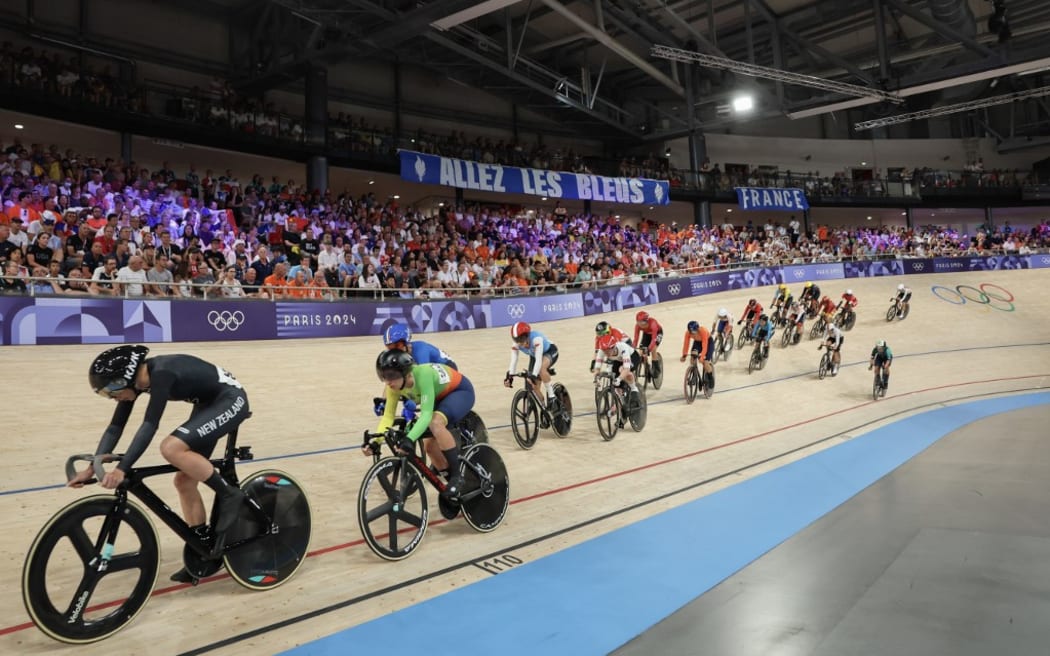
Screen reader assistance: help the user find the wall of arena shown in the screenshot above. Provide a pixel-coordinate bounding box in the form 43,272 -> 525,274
1,255 -> 1044,346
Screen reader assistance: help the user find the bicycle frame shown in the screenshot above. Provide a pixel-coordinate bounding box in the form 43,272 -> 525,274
365,424 -> 486,504
69,432 -> 268,560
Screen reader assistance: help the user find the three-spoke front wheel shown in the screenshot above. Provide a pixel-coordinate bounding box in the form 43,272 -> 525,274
683,365 -> 700,404
595,388 -> 619,441
22,496 -> 160,644
510,389 -> 539,450
357,458 -> 428,561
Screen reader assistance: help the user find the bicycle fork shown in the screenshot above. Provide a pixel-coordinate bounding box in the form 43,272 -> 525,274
67,495 -> 127,624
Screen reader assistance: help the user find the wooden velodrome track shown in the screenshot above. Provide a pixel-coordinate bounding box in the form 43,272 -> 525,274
2,269 -> 1049,655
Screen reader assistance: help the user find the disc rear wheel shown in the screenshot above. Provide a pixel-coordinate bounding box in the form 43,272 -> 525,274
225,470 -> 311,590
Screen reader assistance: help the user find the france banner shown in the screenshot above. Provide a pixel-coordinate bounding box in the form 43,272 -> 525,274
399,150 -> 670,205
735,187 -> 809,211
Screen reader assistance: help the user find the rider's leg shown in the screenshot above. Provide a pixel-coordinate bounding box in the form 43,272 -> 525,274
160,435 -> 245,557
424,438 -> 445,472
172,470 -> 207,526
540,355 -> 555,404
427,415 -> 463,496
882,362 -> 891,389
832,347 -> 841,373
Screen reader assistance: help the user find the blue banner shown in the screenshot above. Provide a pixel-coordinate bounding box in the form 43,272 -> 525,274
490,293 -> 584,327
656,277 -> 692,303
903,258 -> 934,275
1030,254 -> 1050,269
399,150 -> 669,205
735,187 -> 809,211
781,263 -> 845,283
843,260 -> 905,278
690,271 -> 732,296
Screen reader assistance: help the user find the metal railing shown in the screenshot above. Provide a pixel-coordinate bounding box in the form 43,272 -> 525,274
6,247 -> 1044,302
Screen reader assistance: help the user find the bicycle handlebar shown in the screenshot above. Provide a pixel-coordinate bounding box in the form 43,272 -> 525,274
65,453 -> 122,484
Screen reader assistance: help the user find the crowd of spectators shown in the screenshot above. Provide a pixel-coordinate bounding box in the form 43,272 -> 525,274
3,137 -> 1048,301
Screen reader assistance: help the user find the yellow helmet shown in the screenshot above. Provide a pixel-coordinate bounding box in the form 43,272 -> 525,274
779,283 -> 787,290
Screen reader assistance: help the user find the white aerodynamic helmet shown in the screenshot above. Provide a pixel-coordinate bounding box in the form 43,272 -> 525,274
898,283 -> 905,291
846,289 -> 853,295
718,308 -> 728,317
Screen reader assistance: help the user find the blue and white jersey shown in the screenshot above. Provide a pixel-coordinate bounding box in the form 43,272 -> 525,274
512,330 -> 552,358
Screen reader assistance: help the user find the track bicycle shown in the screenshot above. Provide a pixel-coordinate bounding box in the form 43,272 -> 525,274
737,317 -> 757,349
712,329 -> 733,362
835,305 -> 857,331
636,346 -> 664,392
507,371 -> 573,449
358,409 -> 509,560
593,371 -> 647,441
22,419 -> 311,644
817,343 -> 836,379
748,338 -> 770,374
809,313 -> 828,340
885,297 -> 910,322
682,353 -> 714,404
780,319 -> 801,347
870,365 -> 889,399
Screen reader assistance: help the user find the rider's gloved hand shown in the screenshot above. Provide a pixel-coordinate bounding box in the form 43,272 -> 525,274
503,372 -> 514,388
372,397 -> 386,417
395,435 -> 416,455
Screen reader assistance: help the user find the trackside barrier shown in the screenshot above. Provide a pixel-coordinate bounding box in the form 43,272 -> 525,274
1,255 -> 1046,345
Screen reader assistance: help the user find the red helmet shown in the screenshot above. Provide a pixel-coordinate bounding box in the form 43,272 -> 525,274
635,311 -> 650,322
597,334 -> 618,351
511,321 -> 531,339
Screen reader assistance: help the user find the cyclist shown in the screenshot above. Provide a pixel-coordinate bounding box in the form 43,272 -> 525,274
593,332 -> 642,407
711,307 -> 734,352
592,320 -> 630,371
771,283 -> 793,323
869,340 -> 894,390
892,283 -> 912,318
751,313 -> 776,360
820,322 -> 845,376
371,349 -> 470,500
738,298 -> 764,334
70,345 -> 251,582
800,281 -> 821,315
836,288 -> 859,324
816,294 -> 837,325
681,320 -> 715,389
504,321 -> 560,423
633,311 -> 664,378
783,299 -> 805,344
382,322 -> 457,369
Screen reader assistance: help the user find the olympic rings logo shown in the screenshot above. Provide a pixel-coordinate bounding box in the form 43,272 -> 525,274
930,283 -> 1015,312
506,304 -> 526,319
207,310 -> 246,331
912,262 -> 925,271
667,283 -> 681,296
793,269 -> 805,279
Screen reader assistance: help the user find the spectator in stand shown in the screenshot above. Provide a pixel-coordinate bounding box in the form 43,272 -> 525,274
89,256 -> 118,296
147,253 -> 174,296
1,259 -> 27,294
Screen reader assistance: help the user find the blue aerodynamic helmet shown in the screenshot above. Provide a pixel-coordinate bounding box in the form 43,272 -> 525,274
383,322 -> 412,346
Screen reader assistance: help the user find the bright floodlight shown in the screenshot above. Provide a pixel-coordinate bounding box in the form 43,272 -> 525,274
732,95 -> 754,112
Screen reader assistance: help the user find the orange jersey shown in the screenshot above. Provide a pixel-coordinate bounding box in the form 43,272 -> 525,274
682,325 -> 711,358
